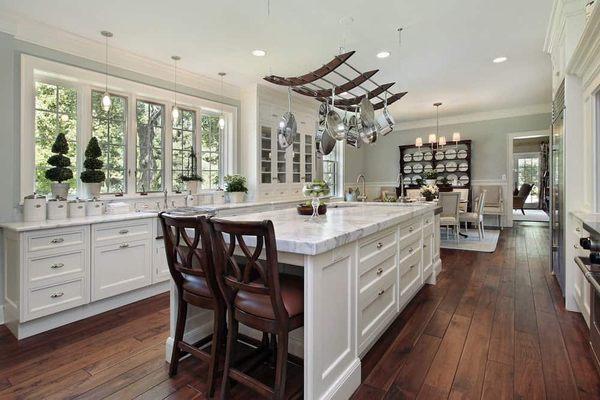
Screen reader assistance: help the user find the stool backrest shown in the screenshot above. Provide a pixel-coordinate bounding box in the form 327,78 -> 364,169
209,218 -> 288,321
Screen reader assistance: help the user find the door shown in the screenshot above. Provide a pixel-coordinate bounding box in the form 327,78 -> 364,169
550,83 -> 565,291
513,153 -> 541,207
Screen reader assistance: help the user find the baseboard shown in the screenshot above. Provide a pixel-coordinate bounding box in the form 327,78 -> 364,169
0,305 -> 5,325
321,358 -> 362,400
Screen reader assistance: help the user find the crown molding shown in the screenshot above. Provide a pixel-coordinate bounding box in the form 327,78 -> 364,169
544,0 -> 587,54
0,11 -> 241,100
394,103 -> 551,131
567,3 -> 600,87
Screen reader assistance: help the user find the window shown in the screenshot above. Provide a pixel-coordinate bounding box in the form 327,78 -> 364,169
323,160 -> 337,195
136,100 -> 164,192
514,153 -> 540,206
172,109 -> 196,192
34,82 -> 77,195
91,91 -> 127,193
201,114 -> 221,189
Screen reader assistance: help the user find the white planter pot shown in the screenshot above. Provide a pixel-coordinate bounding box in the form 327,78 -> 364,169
84,182 -> 102,199
186,180 -> 201,194
213,192 -> 226,205
51,183 -> 70,199
227,192 -> 245,203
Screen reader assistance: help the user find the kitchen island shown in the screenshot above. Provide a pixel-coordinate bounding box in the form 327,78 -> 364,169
167,202 -> 442,400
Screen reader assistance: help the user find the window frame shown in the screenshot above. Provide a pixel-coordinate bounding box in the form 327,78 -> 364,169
135,98 -> 166,193
21,55 -> 237,201
200,112 -> 224,190
171,107 -> 197,193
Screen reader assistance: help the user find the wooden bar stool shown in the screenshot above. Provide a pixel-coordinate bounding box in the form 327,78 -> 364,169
209,218 -> 303,400
159,213 -> 226,398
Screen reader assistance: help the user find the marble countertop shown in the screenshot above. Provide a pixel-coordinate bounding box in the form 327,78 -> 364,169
571,211 -> 600,236
217,202 -> 439,255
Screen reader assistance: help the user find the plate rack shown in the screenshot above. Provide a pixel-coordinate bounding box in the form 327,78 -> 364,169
398,140 -> 472,190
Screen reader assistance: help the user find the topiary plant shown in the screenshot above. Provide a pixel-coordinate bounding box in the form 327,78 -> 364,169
45,132 -> 73,183
80,137 -> 106,183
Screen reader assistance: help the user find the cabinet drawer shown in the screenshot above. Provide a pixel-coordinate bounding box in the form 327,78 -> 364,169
93,220 -> 152,243
27,228 -> 86,252
359,267 -> 397,349
400,250 -> 421,296
359,229 -> 397,263
28,249 -> 86,286
26,278 -> 87,321
423,213 -> 434,227
359,252 -> 397,293
423,234 -> 434,279
399,237 -> 421,264
423,219 -> 434,237
399,218 -> 422,242
92,238 -> 152,301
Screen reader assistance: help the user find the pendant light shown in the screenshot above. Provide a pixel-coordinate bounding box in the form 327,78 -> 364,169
218,72 -> 226,130
100,31 -> 113,112
171,56 -> 181,122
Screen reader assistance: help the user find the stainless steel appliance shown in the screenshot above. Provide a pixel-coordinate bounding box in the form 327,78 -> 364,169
576,234 -> 600,371
551,81 -> 565,291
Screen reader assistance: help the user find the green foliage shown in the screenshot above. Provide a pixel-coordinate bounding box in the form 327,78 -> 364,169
80,137 -> 105,183
424,171 -> 438,179
223,174 -> 248,193
181,174 -> 203,182
45,133 -> 73,183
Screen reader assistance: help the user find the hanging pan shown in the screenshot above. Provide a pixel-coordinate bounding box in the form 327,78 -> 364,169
277,86 -> 297,149
376,91 -> 395,136
346,111 -> 362,148
315,123 -> 336,156
359,96 -> 378,144
325,87 -> 347,141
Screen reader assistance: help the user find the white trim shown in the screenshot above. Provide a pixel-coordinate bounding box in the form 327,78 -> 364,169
0,305 -> 5,325
19,55 -> 237,200
0,11 -> 240,100
506,130 -> 551,227
393,104 -> 551,131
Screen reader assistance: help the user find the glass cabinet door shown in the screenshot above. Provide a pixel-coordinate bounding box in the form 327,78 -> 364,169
276,136 -> 287,184
304,134 -> 313,182
260,125 -> 272,184
292,134 -> 301,183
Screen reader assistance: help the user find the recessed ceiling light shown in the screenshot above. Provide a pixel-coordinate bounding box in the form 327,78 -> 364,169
493,56 -> 508,63
252,49 -> 266,57
376,51 -> 390,59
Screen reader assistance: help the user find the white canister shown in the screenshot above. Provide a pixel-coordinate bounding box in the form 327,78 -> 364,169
68,199 -> 86,218
213,191 -> 226,205
86,199 -> 104,216
227,192 -> 245,203
23,194 -> 47,222
47,199 -> 68,220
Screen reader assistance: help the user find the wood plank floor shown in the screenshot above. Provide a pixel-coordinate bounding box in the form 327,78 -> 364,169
0,222 -> 599,399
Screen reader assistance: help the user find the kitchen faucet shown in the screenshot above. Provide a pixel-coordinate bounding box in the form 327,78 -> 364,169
356,174 -> 367,202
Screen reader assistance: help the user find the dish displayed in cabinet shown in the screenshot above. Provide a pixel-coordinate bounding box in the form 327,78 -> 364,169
423,152 -> 433,161
445,149 -> 457,159
403,165 -> 412,174
459,175 -> 470,185
412,175 -> 422,184
435,164 -> 445,172
413,152 -> 423,162
445,161 -> 457,172
457,149 -> 468,159
412,164 -> 424,173
403,176 -> 412,185
403,153 -> 412,162
434,152 -> 444,161
447,174 -> 458,183
458,162 -> 468,172
423,164 -> 433,172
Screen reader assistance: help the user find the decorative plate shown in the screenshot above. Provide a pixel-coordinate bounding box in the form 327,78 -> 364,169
445,161 -> 457,172
435,164 -> 445,172
403,153 -> 412,162
434,151 -> 444,161
458,162 -> 468,172
403,165 -> 412,174
423,152 -> 433,161
459,175 -> 470,185
412,175 -> 422,184
457,149 -> 468,159
424,164 -> 433,172
447,174 -> 458,184
436,176 -> 444,183
445,149 -> 457,159
413,152 -> 424,162
412,164 -> 424,173
403,176 -> 412,185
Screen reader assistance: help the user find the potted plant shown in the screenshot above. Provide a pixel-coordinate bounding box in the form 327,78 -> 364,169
45,132 -> 73,198
180,152 -> 203,194
223,174 -> 248,203
424,170 -> 438,186
80,137 -> 106,198
420,184 -> 439,202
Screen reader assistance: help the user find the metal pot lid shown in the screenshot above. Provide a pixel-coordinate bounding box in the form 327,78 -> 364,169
359,96 -> 375,126
360,120 -> 378,144
316,126 -> 336,156
326,109 -> 347,140
277,111 -> 296,149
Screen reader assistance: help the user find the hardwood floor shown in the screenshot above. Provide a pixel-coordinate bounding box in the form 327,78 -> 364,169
0,222 -> 598,399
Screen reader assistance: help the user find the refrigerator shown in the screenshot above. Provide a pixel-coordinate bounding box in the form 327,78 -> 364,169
551,80 -> 565,292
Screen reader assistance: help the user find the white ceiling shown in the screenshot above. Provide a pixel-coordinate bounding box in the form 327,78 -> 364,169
0,0 -> 554,122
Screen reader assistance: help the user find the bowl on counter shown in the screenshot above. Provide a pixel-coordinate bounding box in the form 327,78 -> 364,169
297,203 -> 327,216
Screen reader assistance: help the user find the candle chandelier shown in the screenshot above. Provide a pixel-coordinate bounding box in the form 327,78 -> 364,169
415,102 -> 461,150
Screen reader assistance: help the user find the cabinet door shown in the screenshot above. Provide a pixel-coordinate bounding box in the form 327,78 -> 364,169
291,132 -> 302,183
422,234 -> 434,281
303,133 -> 314,183
259,125 -> 274,184
152,238 -> 170,283
92,239 -> 152,301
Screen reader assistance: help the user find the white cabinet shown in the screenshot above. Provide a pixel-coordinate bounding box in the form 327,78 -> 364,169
152,221 -> 170,283
91,220 -> 153,301
572,217 -> 591,326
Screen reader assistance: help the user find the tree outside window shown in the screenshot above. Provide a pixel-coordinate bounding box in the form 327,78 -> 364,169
136,100 -> 164,192
201,114 -> 221,189
34,82 -> 77,195
172,109 -> 196,192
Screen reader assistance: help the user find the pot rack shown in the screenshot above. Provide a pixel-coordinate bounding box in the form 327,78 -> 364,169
263,51 -> 407,111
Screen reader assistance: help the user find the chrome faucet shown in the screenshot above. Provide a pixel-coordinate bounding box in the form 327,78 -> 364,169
163,190 -> 169,210
356,174 -> 367,202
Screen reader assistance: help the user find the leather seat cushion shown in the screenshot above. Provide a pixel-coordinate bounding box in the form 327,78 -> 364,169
234,274 -> 303,320
182,275 -> 212,298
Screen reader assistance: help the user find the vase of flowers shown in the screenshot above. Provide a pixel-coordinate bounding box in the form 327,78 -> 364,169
420,184 -> 439,202
224,174 -> 248,203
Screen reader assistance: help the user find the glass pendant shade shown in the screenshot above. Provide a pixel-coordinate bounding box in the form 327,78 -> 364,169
102,92 -> 111,112
439,136 -> 447,146
428,133 -> 437,144
218,116 -> 225,129
415,137 -> 423,147
172,106 -> 179,122
453,132 -> 461,142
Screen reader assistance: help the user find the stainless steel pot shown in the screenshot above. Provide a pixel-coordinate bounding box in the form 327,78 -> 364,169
359,96 -> 378,144
316,124 -> 336,156
346,113 -> 362,148
377,92 -> 395,136
325,88 -> 347,141
277,87 -> 297,149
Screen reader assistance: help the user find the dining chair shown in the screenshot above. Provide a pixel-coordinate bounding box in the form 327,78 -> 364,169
460,190 -> 487,240
439,192 -> 461,243
159,213 -> 225,398
209,218 -> 303,400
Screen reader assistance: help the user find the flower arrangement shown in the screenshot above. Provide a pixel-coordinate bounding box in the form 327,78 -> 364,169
424,170 -> 438,179
420,184 -> 439,201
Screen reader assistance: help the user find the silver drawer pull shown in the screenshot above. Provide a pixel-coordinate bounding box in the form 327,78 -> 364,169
378,289 -> 385,296
410,264 -> 415,270
409,247 -> 414,253
576,227 -> 581,233
574,244 -> 579,249
423,244 -> 428,249
376,242 -> 383,249
409,226 -> 414,232
425,219 -> 430,224
119,229 -> 129,235
50,292 -> 64,298
50,263 -> 64,269
119,243 -> 130,248
376,267 -> 383,276
50,238 -> 64,244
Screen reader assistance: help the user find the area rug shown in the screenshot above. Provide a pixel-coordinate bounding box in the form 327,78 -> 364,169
513,209 -> 549,222
440,229 -> 500,252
